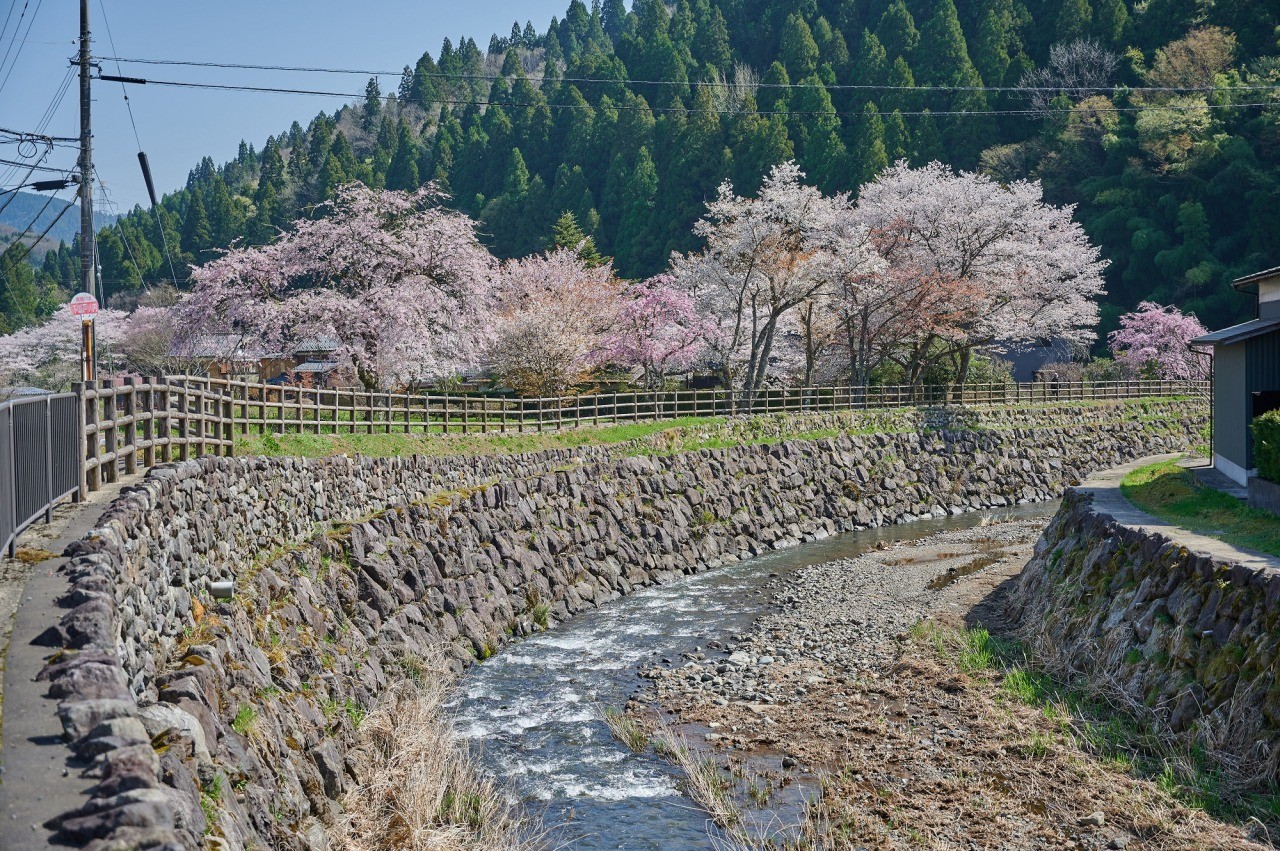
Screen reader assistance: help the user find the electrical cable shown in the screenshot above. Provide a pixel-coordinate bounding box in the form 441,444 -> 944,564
93,74 -> 1280,119
93,54 -> 1280,94
0,186 -> 72,273
0,0 -> 29,85
0,0 -> 44,95
96,0 -> 181,289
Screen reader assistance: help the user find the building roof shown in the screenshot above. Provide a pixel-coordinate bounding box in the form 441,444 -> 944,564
293,361 -> 341,373
1233,266 -> 1280,292
1190,317 -> 1280,347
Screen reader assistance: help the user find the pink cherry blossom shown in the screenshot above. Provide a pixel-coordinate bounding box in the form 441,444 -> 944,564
1109,301 -> 1210,380
182,183 -> 494,390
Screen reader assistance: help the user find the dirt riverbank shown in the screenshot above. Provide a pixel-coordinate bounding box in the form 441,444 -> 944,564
633,517 -> 1272,850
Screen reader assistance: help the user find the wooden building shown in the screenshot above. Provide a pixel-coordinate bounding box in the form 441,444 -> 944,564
1191,267 -> 1280,486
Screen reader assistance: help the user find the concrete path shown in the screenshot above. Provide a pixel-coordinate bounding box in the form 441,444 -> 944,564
1078,453 -> 1280,573
0,477 -> 137,848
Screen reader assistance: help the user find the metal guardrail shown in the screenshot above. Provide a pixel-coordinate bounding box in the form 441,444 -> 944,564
1,393 -> 81,558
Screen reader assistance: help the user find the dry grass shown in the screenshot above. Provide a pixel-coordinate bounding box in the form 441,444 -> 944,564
331,655 -> 542,851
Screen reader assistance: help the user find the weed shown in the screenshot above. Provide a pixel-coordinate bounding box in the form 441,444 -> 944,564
231,705 -> 257,736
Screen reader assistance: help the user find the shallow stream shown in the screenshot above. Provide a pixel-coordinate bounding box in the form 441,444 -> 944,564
452,502 -> 1056,849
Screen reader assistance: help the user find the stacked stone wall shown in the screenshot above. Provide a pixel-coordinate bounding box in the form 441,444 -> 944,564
39,401 -> 1204,849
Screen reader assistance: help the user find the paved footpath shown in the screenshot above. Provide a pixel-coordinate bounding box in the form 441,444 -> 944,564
0,477 -> 136,849
1077,453 -> 1279,573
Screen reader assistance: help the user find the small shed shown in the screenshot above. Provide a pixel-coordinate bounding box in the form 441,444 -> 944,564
1190,266 -> 1280,485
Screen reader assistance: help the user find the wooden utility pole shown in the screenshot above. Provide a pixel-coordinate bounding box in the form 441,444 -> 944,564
78,0 -> 96,381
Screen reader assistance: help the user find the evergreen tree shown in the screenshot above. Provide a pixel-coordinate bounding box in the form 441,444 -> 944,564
779,13 -> 821,80
386,121 -> 421,191
910,109 -> 944,163
180,187 -> 212,256
601,0 -> 627,40
0,242 -> 40,330
362,78 -> 382,132
915,0 -> 975,85
1055,0 -> 1093,43
884,110 -> 910,162
852,103 -> 889,185
875,0 -> 920,61
882,56 -> 917,113
1093,0 -> 1128,46
693,5 -> 733,72
972,5 -> 1012,86
550,210 -> 605,265
758,62 -> 791,114
409,51 -> 440,109
614,147 -> 660,273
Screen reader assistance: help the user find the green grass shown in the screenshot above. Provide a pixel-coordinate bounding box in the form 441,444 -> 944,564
231,704 -> 257,735
1121,459 -> 1280,557
235,416 -> 727,458
919,622 -> 1280,829
231,396 -> 1202,461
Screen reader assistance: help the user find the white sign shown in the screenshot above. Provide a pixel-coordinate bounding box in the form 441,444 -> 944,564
69,292 -> 99,319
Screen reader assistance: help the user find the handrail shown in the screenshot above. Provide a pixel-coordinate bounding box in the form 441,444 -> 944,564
45,376 -> 1209,501
1,393 -> 81,557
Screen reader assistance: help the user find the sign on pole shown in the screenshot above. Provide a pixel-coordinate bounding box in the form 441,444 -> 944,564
69,292 -> 99,318
70,292 -> 98,381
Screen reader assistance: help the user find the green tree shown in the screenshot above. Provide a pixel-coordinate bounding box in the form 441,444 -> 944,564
915,0 -> 975,85
550,210 -> 605,265
853,103 -> 890,185
884,110 -> 910,162
875,0 -> 920,60
779,13 -> 821,79
362,78 -> 382,132
614,147 -> 660,273
1056,0 -> 1093,43
180,187 -> 212,256
1093,0 -> 1128,46
385,120 -> 421,191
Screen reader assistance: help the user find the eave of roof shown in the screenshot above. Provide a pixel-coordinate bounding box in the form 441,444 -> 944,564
1190,316 -> 1280,347
1233,266 -> 1280,291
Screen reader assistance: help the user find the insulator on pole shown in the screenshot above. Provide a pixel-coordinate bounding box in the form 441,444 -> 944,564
137,151 -> 159,208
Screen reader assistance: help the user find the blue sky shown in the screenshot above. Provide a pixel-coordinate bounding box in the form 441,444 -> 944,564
0,0 -> 571,211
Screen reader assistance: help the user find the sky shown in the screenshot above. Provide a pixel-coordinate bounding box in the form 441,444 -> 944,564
0,0 -> 571,212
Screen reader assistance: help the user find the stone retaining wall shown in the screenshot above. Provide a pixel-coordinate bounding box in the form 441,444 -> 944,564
37,401 -> 1204,850
1011,491 -> 1280,784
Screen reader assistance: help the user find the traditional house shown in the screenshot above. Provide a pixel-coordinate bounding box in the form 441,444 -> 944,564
1190,267 -> 1280,486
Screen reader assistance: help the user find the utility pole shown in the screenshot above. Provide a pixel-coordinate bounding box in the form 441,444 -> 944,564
78,0 -> 96,381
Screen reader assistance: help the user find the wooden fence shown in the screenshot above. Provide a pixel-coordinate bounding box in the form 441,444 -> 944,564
70,376 -> 1207,495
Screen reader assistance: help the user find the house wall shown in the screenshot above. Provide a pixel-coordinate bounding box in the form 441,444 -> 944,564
1246,330 -> 1280,474
1259,279 -> 1280,319
1215,344 -> 1248,484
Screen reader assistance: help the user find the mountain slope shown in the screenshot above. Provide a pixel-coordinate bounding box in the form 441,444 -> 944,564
11,0 -> 1280,340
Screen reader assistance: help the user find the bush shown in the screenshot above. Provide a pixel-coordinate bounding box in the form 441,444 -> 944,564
1252,411 -> 1280,483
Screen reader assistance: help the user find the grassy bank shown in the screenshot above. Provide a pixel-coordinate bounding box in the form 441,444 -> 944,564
920,622 -> 1280,833
234,396 -> 1202,460
234,416 -> 728,458
1121,459 -> 1280,557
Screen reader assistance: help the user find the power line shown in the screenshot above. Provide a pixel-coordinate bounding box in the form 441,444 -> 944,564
0,125 -> 77,143
95,0 -> 179,289
0,0 -> 44,95
95,74 -> 1280,119
0,65 -> 73,188
94,54 -> 1280,95
0,0 -> 30,86
0,187 -> 72,273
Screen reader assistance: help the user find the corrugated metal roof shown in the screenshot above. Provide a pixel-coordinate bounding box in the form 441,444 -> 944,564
293,361 -> 341,373
1190,317 -> 1280,347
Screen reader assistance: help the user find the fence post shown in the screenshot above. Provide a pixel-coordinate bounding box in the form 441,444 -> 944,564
122,377 -> 138,475
44,395 -> 54,523
6,404 -> 15,556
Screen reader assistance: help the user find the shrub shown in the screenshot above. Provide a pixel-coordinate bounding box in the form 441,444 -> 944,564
1252,410 -> 1280,483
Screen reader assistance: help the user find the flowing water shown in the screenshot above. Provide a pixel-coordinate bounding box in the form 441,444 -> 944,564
451,502 -> 1057,849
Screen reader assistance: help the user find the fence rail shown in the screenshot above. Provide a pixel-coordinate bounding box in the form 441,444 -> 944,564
0,377 -> 1207,550
200,377 -> 1205,437
1,393 -> 80,558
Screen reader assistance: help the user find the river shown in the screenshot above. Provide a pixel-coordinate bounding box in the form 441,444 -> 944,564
451,502 -> 1056,849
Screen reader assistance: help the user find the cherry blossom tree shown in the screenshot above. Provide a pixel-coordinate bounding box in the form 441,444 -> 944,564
0,305 -> 130,390
605,275 -> 707,388
672,161 -> 883,402
1109,301 -> 1210,380
487,249 -> 625,396
182,183 -> 494,390
854,161 -> 1107,386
